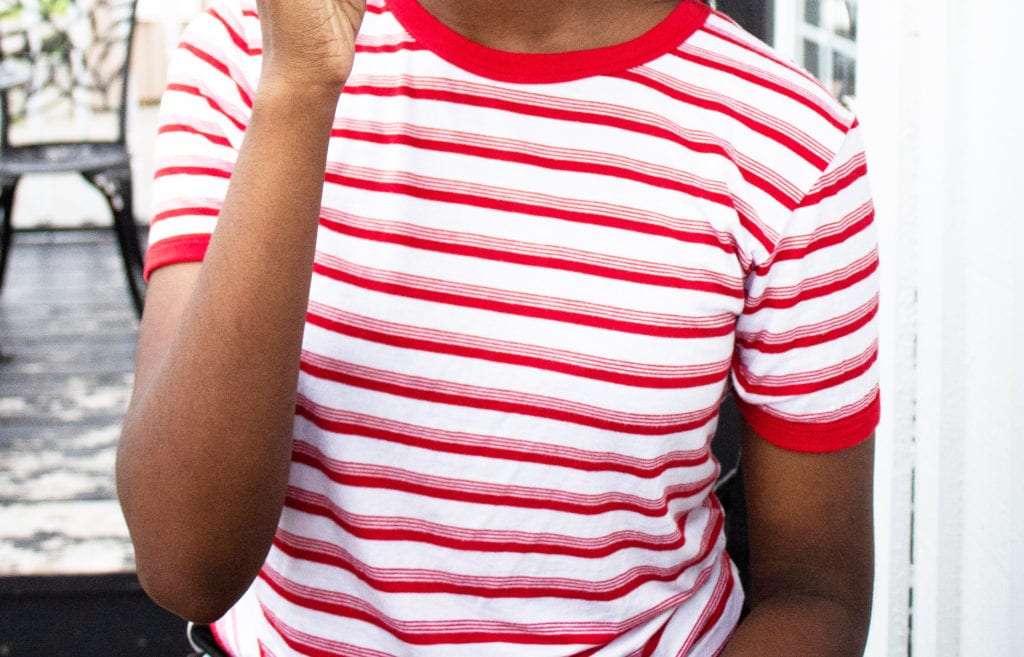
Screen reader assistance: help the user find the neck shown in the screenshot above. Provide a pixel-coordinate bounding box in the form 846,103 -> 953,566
413,0 -> 685,53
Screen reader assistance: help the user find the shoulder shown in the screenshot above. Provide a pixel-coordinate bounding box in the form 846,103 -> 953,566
654,8 -> 858,190
165,0 -> 262,119
693,9 -> 855,144
643,9 -> 866,259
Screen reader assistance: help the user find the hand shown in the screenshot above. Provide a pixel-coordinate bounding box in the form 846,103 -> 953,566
255,0 -> 367,94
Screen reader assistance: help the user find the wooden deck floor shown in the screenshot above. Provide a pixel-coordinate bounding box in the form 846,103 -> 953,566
0,229 -> 140,577
0,230 -> 193,657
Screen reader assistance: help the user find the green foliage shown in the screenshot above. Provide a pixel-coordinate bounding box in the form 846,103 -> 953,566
0,0 -> 74,20
39,0 -> 71,17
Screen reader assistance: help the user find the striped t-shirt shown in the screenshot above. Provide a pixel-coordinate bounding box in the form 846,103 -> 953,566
146,0 -> 880,655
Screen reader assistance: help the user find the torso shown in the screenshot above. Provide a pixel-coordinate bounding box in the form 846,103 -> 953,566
146,1 -> 874,654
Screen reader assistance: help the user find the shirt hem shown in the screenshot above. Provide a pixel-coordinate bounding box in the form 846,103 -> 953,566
143,234 -> 212,281
735,392 -> 880,453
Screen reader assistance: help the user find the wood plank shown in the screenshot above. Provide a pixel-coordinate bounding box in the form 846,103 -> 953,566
1,230 -> 141,578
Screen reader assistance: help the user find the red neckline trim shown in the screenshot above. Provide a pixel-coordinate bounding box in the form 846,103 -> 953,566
385,0 -> 711,83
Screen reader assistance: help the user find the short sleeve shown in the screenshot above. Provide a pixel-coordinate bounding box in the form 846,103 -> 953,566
732,121 -> 880,453
143,0 -> 259,280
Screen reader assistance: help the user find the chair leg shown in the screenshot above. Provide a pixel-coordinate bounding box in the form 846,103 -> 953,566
84,169 -> 146,317
0,178 -> 18,294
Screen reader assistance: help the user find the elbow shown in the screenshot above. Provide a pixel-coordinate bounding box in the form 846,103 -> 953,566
117,415 -> 282,623
134,550 -> 255,624
748,568 -> 874,654
117,442 -> 243,623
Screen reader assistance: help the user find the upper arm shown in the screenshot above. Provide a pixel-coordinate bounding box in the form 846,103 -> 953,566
728,121 -> 878,619
130,263 -> 202,404
740,423 -> 875,618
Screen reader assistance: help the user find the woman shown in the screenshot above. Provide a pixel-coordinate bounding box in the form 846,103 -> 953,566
117,1 -> 879,654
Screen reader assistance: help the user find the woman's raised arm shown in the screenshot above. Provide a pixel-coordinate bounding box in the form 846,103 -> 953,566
116,0 -> 366,624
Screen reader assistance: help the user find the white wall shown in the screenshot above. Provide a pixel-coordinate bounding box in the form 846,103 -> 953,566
858,0 -> 1024,655
954,2 -> 1024,655
855,0 -> 917,652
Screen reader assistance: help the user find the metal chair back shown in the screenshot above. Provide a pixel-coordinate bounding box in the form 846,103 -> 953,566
0,0 -> 145,315
0,0 -> 138,149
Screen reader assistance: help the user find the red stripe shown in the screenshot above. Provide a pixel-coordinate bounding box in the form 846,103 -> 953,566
311,260 -> 735,339
271,509 -> 722,600
320,216 -> 741,298
259,567 -> 620,646
151,206 -> 219,225
154,165 -> 232,180
758,204 -> 874,273
143,234 -> 211,280
325,170 -> 733,255
670,48 -> 848,131
341,83 -> 798,208
744,251 -> 879,313
734,345 -> 878,397
294,396 -> 711,477
158,122 -> 232,148
180,42 -> 232,79
299,359 -> 721,436
331,126 -> 738,215
291,441 -> 717,517
639,615 -> 672,657
305,310 -> 730,389
700,22 -> 822,90
165,83 -> 247,132
179,43 -> 254,109
799,160 -> 869,208
703,558 -> 735,642
262,609 -> 398,657
737,390 -> 880,453
676,552 -> 735,656
302,351 -> 720,428
284,486 -> 692,558
736,296 -> 878,353
355,40 -> 426,54
612,69 -> 830,170
256,504 -> 725,647
208,7 -> 259,56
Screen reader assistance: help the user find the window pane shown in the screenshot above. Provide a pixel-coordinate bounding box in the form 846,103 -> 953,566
803,39 -> 821,78
804,0 -> 822,26
832,49 -> 856,99
829,0 -> 857,39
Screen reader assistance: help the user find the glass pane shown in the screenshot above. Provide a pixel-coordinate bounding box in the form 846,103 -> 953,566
829,0 -> 857,39
804,0 -> 822,26
832,49 -> 856,99
803,39 -> 821,79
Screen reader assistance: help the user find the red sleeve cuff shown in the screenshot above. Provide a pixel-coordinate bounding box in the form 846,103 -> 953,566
735,391 -> 880,453
143,234 -> 212,281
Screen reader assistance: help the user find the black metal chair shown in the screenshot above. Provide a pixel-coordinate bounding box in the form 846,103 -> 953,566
0,0 -> 145,315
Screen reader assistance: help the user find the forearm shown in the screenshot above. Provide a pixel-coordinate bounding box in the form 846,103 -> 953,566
117,85 -> 340,622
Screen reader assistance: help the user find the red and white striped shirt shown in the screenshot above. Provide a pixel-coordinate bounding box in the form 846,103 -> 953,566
146,0 -> 880,654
